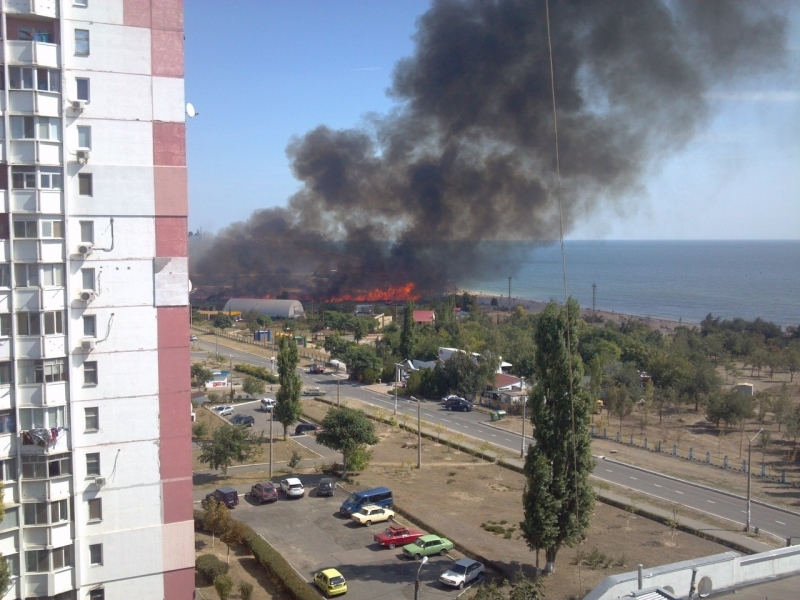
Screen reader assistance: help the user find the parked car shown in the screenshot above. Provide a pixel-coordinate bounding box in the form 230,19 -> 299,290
440,394 -> 462,404
279,477 -> 305,498
446,398 -> 473,412
250,482 -> 278,504
302,387 -> 326,396
351,504 -> 395,526
260,398 -> 276,412
373,525 -> 424,549
339,487 -> 393,516
314,568 -> 347,597
402,535 -> 454,560
294,423 -> 322,436
204,487 -> 239,509
317,477 -> 336,497
309,363 -> 325,374
439,558 -> 484,589
229,414 -> 255,427
212,405 -> 234,417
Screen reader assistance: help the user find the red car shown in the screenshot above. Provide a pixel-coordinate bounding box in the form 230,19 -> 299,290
374,525 -> 425,549
250,482 -> 279,504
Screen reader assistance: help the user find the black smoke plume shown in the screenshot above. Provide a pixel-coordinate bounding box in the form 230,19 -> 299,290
190,0 -> 787,302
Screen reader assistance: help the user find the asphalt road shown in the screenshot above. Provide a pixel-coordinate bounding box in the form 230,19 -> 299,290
193,338 -> 800,541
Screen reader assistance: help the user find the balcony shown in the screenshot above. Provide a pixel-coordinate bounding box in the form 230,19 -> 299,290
8,140 -> 62,166
8,90 -> 61,118
5,40 -> 59,69
3,0 -> 59,19
10,190 -> 63,214
24,567 -> 74,598
19,427 -> 69,455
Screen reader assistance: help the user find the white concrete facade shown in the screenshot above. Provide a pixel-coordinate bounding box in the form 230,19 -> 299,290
0,1 -> 193,599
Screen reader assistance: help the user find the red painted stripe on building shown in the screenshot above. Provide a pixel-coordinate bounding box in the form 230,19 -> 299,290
153,122 -> 186,166
122,0 -> 151,28
152,0 -> 184,30
163,567 -> 195,600
155,217 -> 188,257
154,166 -> 188,216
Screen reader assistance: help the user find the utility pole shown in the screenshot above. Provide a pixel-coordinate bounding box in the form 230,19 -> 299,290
394,364 -> 400,416
592,283 -> 597,321
745,428 -> 764,532
414,556 -> 428,600
337,377 -> 340,407
520,378 -> 527,458
412,396 -> 422,469
508,276 -> 512,309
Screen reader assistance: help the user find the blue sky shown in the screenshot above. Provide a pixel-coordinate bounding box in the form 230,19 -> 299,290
184,1 -> 800,241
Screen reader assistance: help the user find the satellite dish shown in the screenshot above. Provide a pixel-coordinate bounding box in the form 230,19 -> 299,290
186,102 -> 198,118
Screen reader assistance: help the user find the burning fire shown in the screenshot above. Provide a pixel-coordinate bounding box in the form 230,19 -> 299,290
326,283 -> 421,303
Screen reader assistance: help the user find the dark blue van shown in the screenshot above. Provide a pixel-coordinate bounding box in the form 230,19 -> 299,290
339,487 -> 393,516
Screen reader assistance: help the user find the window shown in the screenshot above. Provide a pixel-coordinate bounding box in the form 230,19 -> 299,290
83,315 -> 96,337
0,265 -> 9,287
52,545 -> 73,569
25,549 -> 48,573
20,407 -> 65,430
17,358 -> 67,384
22,454 -> 74,479
76,77 -> 90,101
80,221 -> 94,243
0,362 -> 12,385
82,268 -> 95,291
88,498 -> 102,521
10,116 -> 34,139
0,315 -> 10,336
8,66 -> 34,90
39,167 -> 62,189
37,68 -> 60,92
10,116 -> 60,141
0,411 -> 15,434
90,589 -> 105,600
17,312 -> 41,336
15,264 -> 39,287
51,499 -> 69,523
13,220 -> 37,238
40,219 -> 64,238
43,311 -> 64,335
77,125 -> 92,149
42,264 -> 65,287
19,27 -> 53,43
75,29 -> 90,55
0,458 -> 16,481
85,407 -> 98,431
11,166 -> 36,189
89,543 -> 102,566
84,361 -> 98,386
8,67 -> 61,92
0,507 -> 18,531
12,166 -> 62,189
37,117 -> 61,141
86,453 -> 100,476
24,502 -> 48,525
79,173 -> 93,196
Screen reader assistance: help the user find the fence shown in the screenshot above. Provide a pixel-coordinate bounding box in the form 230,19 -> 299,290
590,424 -> 798,487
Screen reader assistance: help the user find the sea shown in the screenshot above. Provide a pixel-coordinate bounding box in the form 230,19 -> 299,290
459,241 -> 800,328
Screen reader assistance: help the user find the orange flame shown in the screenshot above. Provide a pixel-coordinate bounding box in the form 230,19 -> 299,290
326,282 -> 421,303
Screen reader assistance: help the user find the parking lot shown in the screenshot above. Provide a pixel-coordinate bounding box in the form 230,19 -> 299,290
218,475 -> 475,600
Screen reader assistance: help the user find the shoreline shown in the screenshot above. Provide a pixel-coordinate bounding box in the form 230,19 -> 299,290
464,289 -> 691,334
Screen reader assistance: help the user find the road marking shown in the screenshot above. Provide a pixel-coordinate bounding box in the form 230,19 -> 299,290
442,419 -> 452,423
505,438 -> 512,442
777,521 -> 786,525
654,484 -> 662,488
707,500 -> 715,504
492,434 -> 497,437
605,469 -> 614,473
675,491 -> 684,494
630,476 -> 637,480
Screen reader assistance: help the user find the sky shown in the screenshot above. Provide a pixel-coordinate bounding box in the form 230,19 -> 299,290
184,1 -> 800,241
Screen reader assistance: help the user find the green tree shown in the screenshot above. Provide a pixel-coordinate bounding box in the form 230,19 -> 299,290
785,347 -> 800,382
316,407 -> 379,479
239,582 -> 254,600
198,425 -> 260,477
352,317 -> 370,343
214,574 -> 234,600
705,391 -> 754,429
242,376 -> 266,398
399,301 -> 416,360
324,334 -> 352,358
213,313 -> 234,329
201,497 -> 231,546
219,519 -> 247,565
343,345 -> 382,383
275,337 -> 303,439
441,351 -> 482,400
772,383 -> 792,432
606,384 -> 633,435
509,569 -> 545,600
191,364 -> 213,388
256,314 -> 272,328
521,300 -> 594,574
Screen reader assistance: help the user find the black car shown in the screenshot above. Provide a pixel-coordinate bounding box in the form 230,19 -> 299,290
205,487 -> 239,509
317,477 -> 336,497
230,414 -> 255,427
447,398 -> 473,412
295,423 -> 322,435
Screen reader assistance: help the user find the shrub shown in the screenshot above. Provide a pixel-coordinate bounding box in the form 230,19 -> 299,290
239,581 -> 254,600
195,554 -> 228,584
235,363 -> 278,383
214,574 -> 234,599
192,421 -> 209,439
288,451 -> 302,468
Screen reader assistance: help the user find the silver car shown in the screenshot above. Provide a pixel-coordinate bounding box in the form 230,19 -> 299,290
279,477 -> 305,498
439,558 -> 484,589
212,405 -> 234,417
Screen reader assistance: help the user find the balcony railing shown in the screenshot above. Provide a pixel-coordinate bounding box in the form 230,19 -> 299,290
3,0 -> 58,19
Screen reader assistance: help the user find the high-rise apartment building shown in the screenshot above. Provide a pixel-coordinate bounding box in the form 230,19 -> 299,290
0,1 -> 194,598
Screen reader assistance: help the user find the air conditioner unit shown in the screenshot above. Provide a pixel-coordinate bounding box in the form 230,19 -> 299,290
82,339 -> 96,351
78,243 -> 94,256
72,99 -> 87,111
76,149 -> 90,162
79,290 -> 97,302
94,477 -> 106,487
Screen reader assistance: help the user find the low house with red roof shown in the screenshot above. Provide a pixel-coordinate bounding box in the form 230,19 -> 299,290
413,310 -> 436,324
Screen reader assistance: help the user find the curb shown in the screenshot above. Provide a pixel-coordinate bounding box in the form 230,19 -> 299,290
602,457 -> 800,519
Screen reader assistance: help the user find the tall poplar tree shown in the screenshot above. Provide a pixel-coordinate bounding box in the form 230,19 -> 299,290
521,300 -> 594,574
275,336 -> 302,439
399,301 -> 416,360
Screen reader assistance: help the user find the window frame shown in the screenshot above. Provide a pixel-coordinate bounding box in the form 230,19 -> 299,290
88,497 -> 102,522
89,543 -> 103,566
83,315 -> 96,337
75,29 -> 90,55
76,77 -> 90,101
80,221 -> 94,243
86,452 -> 100,476
78,172 -> 93,196
85,407 -> 99,432
84,360 -> 98,386
77,125 -> 92,149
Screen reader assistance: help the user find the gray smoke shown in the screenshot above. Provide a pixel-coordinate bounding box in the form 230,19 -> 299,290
191,0 -> 787,301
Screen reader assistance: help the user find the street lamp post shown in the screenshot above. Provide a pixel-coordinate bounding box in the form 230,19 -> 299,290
394,363 -> 403,416
229,355 -> 233,399
269,409 -> 274,480
745,428 -> 764,532
520,378 -> 527,458
414,556 -> 428,600
337,377 -> 341,407
411,396 -> 422,469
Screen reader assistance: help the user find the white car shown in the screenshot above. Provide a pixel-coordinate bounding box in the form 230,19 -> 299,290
439,558 -> 484,589
351,504 -> 395,526
212,405 -> 234,417
279,477 -> 305,498
261,398 -> 276,412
